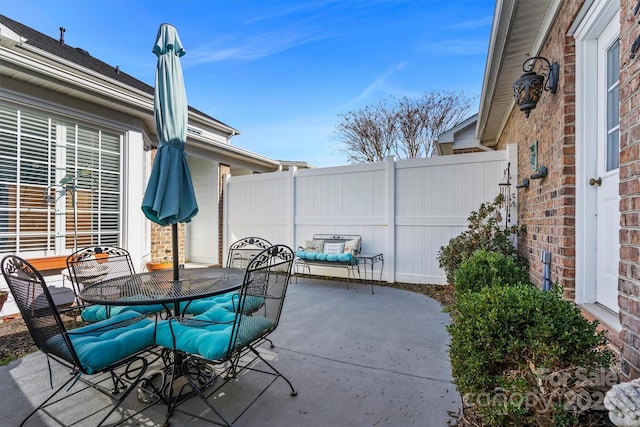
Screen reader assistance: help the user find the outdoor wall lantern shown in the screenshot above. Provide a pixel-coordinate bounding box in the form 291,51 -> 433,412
513,56 -> 559,118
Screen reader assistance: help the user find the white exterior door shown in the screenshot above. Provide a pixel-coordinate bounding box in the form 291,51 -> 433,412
574,2 -> 620,315
593,18 -> 620,312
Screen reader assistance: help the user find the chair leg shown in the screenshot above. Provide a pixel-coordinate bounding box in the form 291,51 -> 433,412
166,358 -> 232,427
247,345 -> 297,396
20,373 -> 78,426
95,355 -> 152,426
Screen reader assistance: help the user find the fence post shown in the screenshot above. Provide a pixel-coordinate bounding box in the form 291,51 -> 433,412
288,166 -> 297,252
386,156 -> 396,283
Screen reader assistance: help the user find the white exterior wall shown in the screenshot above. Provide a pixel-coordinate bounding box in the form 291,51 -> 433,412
187,156 -> 220,265
224,170 -> 292,255
225,149 -> 512,284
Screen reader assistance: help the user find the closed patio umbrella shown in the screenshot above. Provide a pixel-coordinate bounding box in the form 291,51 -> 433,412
142,23 -> 198,280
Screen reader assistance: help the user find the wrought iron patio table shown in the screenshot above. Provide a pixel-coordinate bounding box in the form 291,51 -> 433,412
79,267 -> 245,409
79,267 -> 245,317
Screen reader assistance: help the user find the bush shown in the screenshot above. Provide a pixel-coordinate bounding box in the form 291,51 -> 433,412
437,194 -> 526,284
454,249 -> 530,294
448,284 -> 614,426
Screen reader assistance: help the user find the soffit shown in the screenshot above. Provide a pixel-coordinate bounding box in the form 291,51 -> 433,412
476,0 -> 558,146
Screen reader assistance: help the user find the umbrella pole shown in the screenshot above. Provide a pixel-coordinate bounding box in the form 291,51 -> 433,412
172,223 -> 179,280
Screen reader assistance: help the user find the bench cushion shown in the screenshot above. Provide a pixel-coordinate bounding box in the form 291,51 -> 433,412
296,251 -> 353,263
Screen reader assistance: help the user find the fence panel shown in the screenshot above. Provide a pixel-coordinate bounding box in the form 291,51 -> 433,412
225,149 -> 511,284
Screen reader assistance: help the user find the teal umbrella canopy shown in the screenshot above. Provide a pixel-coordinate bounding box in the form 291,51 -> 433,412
142,23 -> 198,226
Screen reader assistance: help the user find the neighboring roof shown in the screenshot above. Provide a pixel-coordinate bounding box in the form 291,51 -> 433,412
437,114 -> 479,144
0,14 -> 239,136
475,0 -> 562,146
435,114 -> 483,156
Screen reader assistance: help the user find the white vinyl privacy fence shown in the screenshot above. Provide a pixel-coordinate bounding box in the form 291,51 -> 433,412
224,146 -> 516,284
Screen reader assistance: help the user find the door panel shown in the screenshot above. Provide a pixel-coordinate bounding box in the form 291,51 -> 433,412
594,18 -> 619,312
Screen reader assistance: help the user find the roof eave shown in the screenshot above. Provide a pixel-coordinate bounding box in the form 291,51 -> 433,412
476,0 -> 563,146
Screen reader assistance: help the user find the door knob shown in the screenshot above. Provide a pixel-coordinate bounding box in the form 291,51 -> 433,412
589,177 -> 602,186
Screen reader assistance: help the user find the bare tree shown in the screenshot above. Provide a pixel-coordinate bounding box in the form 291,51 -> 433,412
335,91 -> 473,162
334,101 -> 397,163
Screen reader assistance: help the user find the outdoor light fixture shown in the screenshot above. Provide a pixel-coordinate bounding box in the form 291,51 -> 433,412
513,56 -> 559,118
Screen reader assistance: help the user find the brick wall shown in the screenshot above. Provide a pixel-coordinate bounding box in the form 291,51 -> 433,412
494,0 -> 639,380
496,1 -> 582,301
618,0 -> 640,381
149,221 -> 185,264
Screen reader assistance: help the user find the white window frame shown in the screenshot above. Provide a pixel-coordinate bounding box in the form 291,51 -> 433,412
0,104 -> 124,257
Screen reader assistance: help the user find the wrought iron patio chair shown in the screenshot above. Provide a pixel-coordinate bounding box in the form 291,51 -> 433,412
1,255 -> 158,427
154,244 -> 297,426
226,237 -> 271,269
174,237 -> 273,317
67,246 -> 169,322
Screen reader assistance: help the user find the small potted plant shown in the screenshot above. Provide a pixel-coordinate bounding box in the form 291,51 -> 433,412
146,250 -> 173,271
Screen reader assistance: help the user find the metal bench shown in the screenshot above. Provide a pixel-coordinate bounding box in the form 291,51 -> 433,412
294,234 -> 362,288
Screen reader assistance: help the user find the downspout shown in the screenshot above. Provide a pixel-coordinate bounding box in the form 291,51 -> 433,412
542,250 -> 552,291
226,130 -> 237,143
475,139 -> 494,151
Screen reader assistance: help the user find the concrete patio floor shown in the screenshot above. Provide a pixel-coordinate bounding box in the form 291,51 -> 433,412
0,276 -> 460,426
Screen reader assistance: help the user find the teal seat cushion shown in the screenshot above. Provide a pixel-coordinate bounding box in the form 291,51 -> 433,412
47,311 -> 155,374
234,316 -> 275,348
327,254 -> 338,262
196,306 -> 237,323
295,250 -> 307,259
218,294 -> 265,313
81,299 -> 167,323
155,319 -> 233,360
316,253 -> 329,261
154,315 -> 274,360
179,291 -> 237,315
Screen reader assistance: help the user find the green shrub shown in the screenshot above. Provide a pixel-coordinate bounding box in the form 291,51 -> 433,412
437,194 -> 526,284
454,249 -> 531,294
448,284 -> 614,426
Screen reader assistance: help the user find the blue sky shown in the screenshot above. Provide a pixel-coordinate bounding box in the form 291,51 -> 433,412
3,0 -> 495,167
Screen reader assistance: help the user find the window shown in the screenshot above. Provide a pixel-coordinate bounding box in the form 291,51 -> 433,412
0,105 -> 122,256
605,38 -> 620,172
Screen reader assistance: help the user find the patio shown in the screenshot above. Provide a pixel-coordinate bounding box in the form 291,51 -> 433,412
0,276 -> 459,426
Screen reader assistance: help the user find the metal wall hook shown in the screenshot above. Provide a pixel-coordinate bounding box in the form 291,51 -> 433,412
530,166 -> 548,180
516,178 -> 529,189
